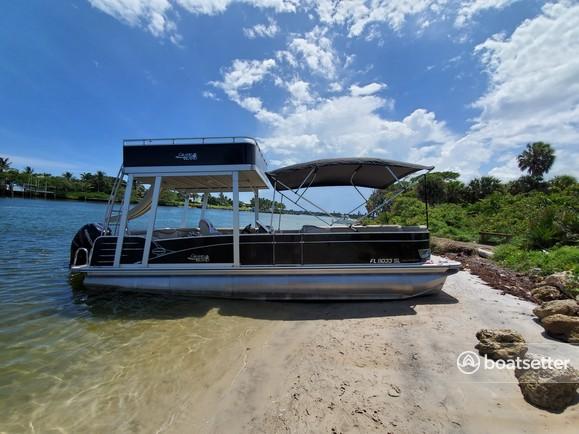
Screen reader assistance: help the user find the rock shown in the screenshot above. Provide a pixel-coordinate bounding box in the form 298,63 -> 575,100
475,329 -> 527,360
541,271 -> 576,290
533,299 -> 579,319
541,314 -> 579,344
515,353 -> 579,412
531,285 -> 564,303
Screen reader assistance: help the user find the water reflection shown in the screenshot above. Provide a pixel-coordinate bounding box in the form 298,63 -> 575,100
71,281 -> 458,322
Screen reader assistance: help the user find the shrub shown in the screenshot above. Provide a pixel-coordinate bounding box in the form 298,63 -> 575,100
494,245 -> 579,276
527,207 -> 560,249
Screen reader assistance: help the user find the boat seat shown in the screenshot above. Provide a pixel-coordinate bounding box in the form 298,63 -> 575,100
301,225 -> 329,233
153,229 -> 180,239
199,218 -> 221,235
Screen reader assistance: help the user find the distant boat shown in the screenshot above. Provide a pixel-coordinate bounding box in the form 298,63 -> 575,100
70,136 -> 459,299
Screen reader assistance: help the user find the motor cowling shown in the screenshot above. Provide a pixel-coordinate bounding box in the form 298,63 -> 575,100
70,223 -> 105,267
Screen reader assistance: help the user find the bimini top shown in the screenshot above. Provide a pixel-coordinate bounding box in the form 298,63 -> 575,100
267,158 -> 433,191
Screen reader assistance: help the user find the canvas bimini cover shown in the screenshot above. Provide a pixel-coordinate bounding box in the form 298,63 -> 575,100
266,158 -> 433,191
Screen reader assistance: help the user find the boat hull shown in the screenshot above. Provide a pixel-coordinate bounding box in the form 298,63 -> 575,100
80,264 -> 459,300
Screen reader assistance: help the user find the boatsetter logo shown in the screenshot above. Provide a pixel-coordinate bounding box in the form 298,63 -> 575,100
456,351 -> 570,375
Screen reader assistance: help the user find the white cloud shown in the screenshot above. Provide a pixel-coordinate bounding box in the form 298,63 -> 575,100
175,0 -> 232,14
211,58 -> 276,101
455,0 -> 519,28
238,96 -> 264,112
487,155 -> 521,180
424,1 -> 579,179
243,17 -> 279,38
193,0 -> 579,182
328,82 -> 343,92
310,0 -> 445,37
210,58 -> 286,124
88,0 -> 176,37
88,0 -> 527,43
349,82 -> 386,96
261,96 -> 455,165
202,90 -> 220,100
209,22 -> 454,170
286,79 -> 314,105
88,0 -> 297,40
288,26 -> 337,78
175,0 -> 298,15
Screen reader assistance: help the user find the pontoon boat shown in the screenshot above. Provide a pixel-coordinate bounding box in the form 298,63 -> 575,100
70,137 -> 459,299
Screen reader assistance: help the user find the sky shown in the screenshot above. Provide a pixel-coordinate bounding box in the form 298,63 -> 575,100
1,0 -> 578,212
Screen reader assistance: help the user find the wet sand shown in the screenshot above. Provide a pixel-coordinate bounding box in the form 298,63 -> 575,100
5,268 -> 578,433
166,270 -> 579,434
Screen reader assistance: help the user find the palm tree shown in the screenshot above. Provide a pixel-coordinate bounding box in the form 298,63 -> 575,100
62,171 -> 74,181
0,157 -> 10,196
0,157 -> 10,173
61,171 -> 74,192
517,142 -> 555,178
95,170 -> 106,192
24,166 -> 34,175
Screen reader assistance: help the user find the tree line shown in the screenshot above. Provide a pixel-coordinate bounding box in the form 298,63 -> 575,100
367,141 -> 574,209
0,162 -> 117,197
0,160 -> 288,210
366,142 -> 577,252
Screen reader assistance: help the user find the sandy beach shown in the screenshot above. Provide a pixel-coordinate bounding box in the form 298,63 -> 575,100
159,268 -> 579,434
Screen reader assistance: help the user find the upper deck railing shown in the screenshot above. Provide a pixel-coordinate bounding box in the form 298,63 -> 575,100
123,136 -> 266,164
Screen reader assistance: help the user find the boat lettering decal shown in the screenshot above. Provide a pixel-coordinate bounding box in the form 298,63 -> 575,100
176,152 -> 198,161
187,254 -> 210,263
370,258 -> 400,264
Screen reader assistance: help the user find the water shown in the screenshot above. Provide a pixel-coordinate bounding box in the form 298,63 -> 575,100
0,198 -> 319,433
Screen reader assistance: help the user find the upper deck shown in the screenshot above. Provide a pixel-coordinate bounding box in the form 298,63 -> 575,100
122,136 -> 269,191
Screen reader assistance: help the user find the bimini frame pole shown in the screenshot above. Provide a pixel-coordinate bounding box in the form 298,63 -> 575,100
351,167 -> 434,226
200,192 -> 209,222
424,173 -> 429,228
232,171 -> 240,267
181,193 -> 190,228
253,188 -> 259,227
142,176 -> 162,266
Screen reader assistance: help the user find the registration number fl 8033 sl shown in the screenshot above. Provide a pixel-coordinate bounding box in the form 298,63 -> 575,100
370,258 -> 400,264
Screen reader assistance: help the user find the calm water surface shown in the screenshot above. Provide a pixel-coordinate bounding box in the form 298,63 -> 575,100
0,198 -> 319,433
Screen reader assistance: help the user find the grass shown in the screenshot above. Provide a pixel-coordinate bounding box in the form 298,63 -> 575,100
493,244 -> 579,276
62,191 -> 110,201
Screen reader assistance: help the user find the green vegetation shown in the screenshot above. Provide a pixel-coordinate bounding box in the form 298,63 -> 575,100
0,160 -> 253,208
368,142 -> 578,276
493,245 -> 579,276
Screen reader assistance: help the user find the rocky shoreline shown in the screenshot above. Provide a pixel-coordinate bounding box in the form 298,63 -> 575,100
432,237 -> 577,304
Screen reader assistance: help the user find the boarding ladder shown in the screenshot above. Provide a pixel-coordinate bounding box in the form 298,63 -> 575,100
103,166 -> 124,236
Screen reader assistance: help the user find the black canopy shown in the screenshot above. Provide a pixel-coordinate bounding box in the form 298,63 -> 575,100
266,158 -> 433,191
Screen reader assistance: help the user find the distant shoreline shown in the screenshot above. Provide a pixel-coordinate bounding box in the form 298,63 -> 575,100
0,194 -> 341,217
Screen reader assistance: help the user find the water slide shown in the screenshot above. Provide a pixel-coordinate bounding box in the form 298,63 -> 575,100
109,185 -> 154,222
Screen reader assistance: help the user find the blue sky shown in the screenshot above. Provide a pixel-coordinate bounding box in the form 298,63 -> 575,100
1,0 -> 578,211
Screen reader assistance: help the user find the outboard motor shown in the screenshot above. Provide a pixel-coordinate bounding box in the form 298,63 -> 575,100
70,223 -> 105,267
